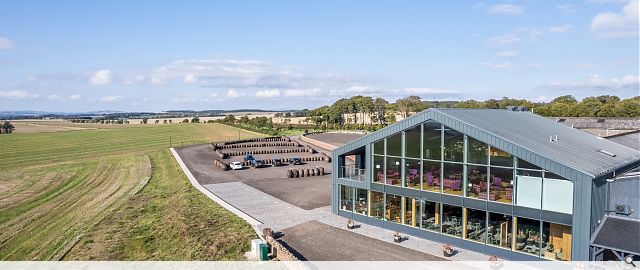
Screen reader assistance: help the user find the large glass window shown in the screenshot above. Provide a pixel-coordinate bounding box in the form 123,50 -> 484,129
404,197 -> 417,227
442,204 -> 463,237
490,167 -> 514,204
340,185 -> 354,211
515,170 -> 542,209
385,194 -> 401,223
443,163 -> 463,196
423,121 -> 442,160
542,172 -> 573,214
404,158 -> 421,189
517,158 -> 542,170
490,147 -> 513,167
488,212 -> 512,249
443,127 -> 464,162
421,201 -> 440,231
542,222 -> 572,261
373,155 -> 384,184
373,139 -> 385,155
385,157 -> 402,186
467,165 -> 488,199
405,126 -> 421,158
386,132 -> 402,157
355,189 -> 368,215
465,208 -> 487,243
467,137 -> 488,165
370,191 -> 384,219
514,217 -> 541,256
422,160 -> 441,192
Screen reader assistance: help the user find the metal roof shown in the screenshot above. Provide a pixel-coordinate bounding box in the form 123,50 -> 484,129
334,108 -> 640,178
433,109 -> 640,178
607,131 -> 640,151
591,216 -> 640,255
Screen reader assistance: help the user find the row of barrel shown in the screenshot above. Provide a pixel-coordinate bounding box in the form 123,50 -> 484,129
214,141 -> 299,150
227,147 -> 312,157
214,136 -> 290,147
287,167 -> 325,178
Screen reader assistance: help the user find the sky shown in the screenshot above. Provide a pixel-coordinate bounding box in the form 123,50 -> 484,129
0,0 -> 638,112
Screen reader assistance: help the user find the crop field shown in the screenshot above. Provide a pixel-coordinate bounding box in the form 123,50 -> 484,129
0,123 -> 260,260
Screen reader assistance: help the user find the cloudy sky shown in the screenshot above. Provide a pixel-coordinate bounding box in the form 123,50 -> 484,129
0,0 -> 638,112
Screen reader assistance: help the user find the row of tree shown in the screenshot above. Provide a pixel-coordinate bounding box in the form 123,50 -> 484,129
303,95 -> 640,129
1,121 -> 15,134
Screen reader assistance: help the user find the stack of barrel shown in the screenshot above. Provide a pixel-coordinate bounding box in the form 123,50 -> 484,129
213,160 -> 229,171
286,167 -> 325,178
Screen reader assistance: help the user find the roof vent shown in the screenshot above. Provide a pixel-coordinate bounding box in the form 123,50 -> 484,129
598,149 -> 616,157
549,135 -> 559,142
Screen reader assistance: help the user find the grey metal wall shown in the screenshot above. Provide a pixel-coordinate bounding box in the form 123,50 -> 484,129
609,177 -> 640,220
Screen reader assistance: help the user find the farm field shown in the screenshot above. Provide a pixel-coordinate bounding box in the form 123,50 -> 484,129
0,123 -> 261,260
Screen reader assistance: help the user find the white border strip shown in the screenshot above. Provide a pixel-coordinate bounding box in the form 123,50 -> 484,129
170,148 -> 264,238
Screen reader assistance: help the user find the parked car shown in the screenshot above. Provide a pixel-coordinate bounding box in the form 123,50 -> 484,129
271,158 -> 283,167
229,161 -> 243,170
289,157 -> 302,165
251,159 -> 266,168
243,154 -> 255,161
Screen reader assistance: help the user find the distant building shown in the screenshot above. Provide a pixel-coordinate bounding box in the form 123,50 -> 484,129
332,108 -> 640,261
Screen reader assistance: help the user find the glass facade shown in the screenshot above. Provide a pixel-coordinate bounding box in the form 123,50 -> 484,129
442,204 -> 463,237
465,208 -> 487,243
340,185 -> 353,211
337,187 -> 573,261
405,158 -> 421,189
385,194 -> 401,223
353,119 -> 577,261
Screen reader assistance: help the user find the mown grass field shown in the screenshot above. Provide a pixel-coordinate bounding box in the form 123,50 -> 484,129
0,122 -> 261,260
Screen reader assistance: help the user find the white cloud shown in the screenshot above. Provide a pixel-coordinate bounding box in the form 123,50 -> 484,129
549,24 -> 574,33
574,63 -> 597,69
47,94 -> 65,101
255,89 -> 281,98
488,4 -> 524,15
89,69 -> 112,85
283,89 -> 322,97
591,0 -> 639,38
0,90 -> 38,99
183,74 -> 198,84
487,34 -> 521,45
69,94 -> 81,101
544,74 -> 639,91
496,50 -> 519,58
99,95 -> 122,102
0,36 -> 15,49
123,75 -> 145,84
148,59 -> 360,90
528,64 -> 544,68
483,62 -> 513,70
226,89 -> 243,98
556,4 -> 577,13
402,88 -> 460,95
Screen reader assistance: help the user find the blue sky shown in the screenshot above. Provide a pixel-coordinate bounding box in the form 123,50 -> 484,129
0,0 -> 638,112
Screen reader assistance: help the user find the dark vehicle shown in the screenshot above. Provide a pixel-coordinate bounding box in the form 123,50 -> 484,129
289,157 -> 302,165
251,159 -> 266,168
271,158 -> 283,167
244,154 -> 255,161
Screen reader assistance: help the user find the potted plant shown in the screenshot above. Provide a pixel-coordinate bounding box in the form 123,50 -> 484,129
393,232 -> 402,243
347,219 -> 354,229
442,244 -> 454,257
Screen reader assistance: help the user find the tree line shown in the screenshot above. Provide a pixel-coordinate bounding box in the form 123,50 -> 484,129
303,95 -> 640,129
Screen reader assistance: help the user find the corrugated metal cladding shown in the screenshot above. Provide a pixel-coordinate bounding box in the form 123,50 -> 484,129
333,108 -> 640,179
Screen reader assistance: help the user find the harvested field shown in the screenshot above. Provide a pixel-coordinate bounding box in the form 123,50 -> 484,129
0,123 -> 261,260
